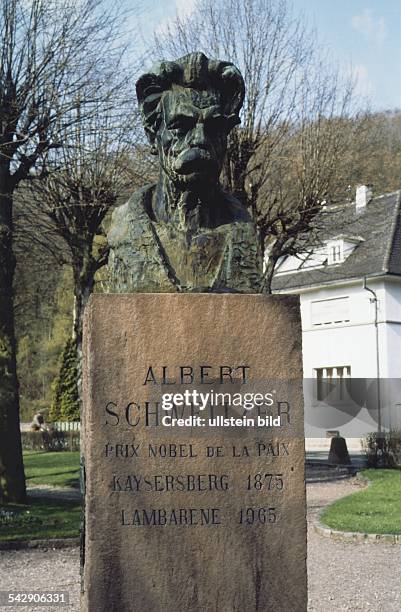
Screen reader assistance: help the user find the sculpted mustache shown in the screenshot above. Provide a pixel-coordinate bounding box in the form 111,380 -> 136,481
173,148 -> 216,173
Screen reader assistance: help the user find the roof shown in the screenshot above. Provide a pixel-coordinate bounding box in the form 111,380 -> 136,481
272,190 -> 401,292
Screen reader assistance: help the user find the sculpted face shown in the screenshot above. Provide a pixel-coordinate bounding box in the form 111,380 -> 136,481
155,88 -> 230,190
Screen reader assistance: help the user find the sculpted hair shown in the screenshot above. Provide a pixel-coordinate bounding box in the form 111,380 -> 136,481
136,52 -> 245,144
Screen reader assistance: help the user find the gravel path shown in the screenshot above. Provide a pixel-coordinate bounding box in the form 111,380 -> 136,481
1,479 -> 400,611
0,547 -> 79,612
307,478 -> 401,611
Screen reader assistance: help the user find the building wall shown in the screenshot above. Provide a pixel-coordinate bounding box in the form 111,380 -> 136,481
380,279 -> 401,377
295,277 -> 401,438
300,280 -> 381,377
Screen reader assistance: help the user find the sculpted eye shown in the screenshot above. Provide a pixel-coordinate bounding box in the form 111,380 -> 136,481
167,116 -> 195,131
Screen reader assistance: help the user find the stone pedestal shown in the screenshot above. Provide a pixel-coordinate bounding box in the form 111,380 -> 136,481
82,294 -> 307,612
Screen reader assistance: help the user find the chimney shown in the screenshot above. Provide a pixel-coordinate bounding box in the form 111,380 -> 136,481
356,185 -> 372,210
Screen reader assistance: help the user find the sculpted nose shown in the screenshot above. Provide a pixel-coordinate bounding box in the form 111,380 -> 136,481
190,123 -> 207,148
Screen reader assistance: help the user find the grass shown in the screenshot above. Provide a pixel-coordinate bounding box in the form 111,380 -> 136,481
321,469 -> 401,535
0,497 -> 81,542
24,450 -> 80,489
0,452 -> 82,542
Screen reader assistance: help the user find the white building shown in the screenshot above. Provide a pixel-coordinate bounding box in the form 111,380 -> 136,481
272,186 -> 401,446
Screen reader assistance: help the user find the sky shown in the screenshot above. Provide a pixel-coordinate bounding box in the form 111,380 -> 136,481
292,0 -> 401,110
134,0 -> 401,111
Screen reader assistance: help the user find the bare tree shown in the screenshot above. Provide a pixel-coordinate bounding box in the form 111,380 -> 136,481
0,0 -> 132,503
153,0 -> 360,291
154,0 -> 314,202
27,99 -> 139,368
257,66 -> 357,289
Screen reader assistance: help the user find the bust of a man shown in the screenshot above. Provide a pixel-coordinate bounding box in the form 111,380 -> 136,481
107,52 -> 262,292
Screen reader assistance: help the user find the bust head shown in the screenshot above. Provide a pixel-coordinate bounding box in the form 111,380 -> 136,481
136,52 -> 245,192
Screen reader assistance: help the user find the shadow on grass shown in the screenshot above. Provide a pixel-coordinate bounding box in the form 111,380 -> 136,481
62,477 -> 80,489
0,497 -> 82,542
23,451 -> 80,489
26,470 -> 80,489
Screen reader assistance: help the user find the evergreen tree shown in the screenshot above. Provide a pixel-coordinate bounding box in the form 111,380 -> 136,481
50,338 -> 80,422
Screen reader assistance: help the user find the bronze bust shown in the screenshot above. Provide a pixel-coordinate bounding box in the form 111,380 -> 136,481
107,52 -> 262,292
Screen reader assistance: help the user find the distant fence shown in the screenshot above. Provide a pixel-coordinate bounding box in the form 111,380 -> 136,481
53,421 -> 81,432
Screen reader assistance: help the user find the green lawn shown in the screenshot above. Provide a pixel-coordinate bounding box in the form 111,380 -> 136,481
24,451 -> 80,489
0,452 -> 82,542
321,469 -> 401,535
0,497 -> 81,541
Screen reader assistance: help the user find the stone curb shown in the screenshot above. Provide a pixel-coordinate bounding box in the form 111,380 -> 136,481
354,472 -> 371,486
314,522 -> 401,544
306,472 -> 354,484
0,537 -> 80,551
315,472 -> 401,544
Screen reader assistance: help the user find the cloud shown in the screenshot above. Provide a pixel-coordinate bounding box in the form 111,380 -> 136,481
348,64 -> 374,100
154,0 -> 197,37
173,0 -> 197,19
351,9 -> 387,46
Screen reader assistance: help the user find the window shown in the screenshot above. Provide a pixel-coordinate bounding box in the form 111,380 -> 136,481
311,297 -> 350,326
315,366 -> 351,402
328,240 -> 343,264
326,236 -> 361,265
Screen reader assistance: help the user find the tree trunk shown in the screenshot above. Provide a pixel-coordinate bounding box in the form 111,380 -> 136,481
262,252 -> 280,295
72,250 -> 95,407
0,178 -> 26,503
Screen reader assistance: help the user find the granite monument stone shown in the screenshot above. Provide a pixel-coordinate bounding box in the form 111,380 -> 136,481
82,294 -> 307,611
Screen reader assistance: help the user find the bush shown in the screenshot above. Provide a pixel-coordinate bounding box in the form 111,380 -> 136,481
361,430 -> 401,468
21,430 -> 80,452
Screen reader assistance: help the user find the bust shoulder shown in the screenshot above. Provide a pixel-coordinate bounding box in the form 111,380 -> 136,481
108,184 -> 155,237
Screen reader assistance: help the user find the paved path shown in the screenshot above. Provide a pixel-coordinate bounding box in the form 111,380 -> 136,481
1,479 -> 400,611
